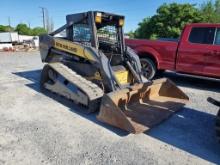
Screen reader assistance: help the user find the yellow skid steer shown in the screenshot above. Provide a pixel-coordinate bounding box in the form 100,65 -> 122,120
39,11 -> 189,133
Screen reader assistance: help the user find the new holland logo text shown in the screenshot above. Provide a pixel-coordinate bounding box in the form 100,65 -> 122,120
55,41 -> 77,53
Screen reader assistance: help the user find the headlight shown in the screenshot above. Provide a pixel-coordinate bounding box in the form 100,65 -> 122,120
119,19 -> 124,26
95,12 -> 102,23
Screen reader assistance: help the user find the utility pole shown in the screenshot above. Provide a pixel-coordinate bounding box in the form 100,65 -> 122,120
28,21 -> 31,29
8,17 -> 11,27
39,7 -> 46,30
8,17 -> 11,32
8,17 -> 12,40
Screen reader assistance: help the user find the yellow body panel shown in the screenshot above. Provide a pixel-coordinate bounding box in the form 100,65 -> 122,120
115,70 -> 129,85
54,39 -> 129,84
54,38 -> 96,61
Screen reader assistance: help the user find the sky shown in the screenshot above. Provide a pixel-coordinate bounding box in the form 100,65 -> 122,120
0,0 -> 206,32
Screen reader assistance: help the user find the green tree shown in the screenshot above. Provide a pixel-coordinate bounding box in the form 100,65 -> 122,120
200,0 -> 220,23
0,25 -> 14,32
15,24 -> 31,35
135,3 -> 204,39
216,0 -> 220,11
0,23 -> 47,36
126,31 -> 135,39
134,18 -> 158,39
31,27 -> 47,36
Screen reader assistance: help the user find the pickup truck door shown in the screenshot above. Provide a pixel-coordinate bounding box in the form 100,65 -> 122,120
176,27 -> 216,76
204,28 -> 220,78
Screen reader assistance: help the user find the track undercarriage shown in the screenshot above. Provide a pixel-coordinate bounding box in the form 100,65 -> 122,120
40,62 -> 103,113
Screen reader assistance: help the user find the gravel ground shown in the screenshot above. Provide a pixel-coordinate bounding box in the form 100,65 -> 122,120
0,52 -> 220,165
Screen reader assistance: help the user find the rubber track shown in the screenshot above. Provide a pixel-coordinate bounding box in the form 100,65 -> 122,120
48,62 -> 104,101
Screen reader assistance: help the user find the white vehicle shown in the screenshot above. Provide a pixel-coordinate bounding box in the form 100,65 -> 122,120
0,32 -> 19,43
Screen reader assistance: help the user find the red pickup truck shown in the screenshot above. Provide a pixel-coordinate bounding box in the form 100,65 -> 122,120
126,23 -> 220,79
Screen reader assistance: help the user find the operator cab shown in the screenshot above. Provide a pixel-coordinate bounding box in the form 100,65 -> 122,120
66,11 -> 125,65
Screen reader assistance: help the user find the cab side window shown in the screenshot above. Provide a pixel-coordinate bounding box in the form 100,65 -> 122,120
73,24 -> 91,42
189,27 -> 215,44
214,28 -> 220,45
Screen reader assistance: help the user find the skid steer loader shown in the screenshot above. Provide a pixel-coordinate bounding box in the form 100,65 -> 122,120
207,97 -> 220,142
39,11 -> 189,133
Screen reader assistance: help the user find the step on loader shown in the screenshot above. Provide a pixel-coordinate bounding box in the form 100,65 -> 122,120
39,11 -> 189,133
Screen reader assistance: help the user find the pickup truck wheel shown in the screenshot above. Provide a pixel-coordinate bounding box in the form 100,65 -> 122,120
140,58 -> 156,80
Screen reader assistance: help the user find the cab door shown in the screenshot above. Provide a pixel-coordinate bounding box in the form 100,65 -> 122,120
176,27 -> 216,76
204,28 -> 220,78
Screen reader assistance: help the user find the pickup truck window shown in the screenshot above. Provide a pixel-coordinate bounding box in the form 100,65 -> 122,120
214,28 -> 220,45
189,27 -> 215,45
